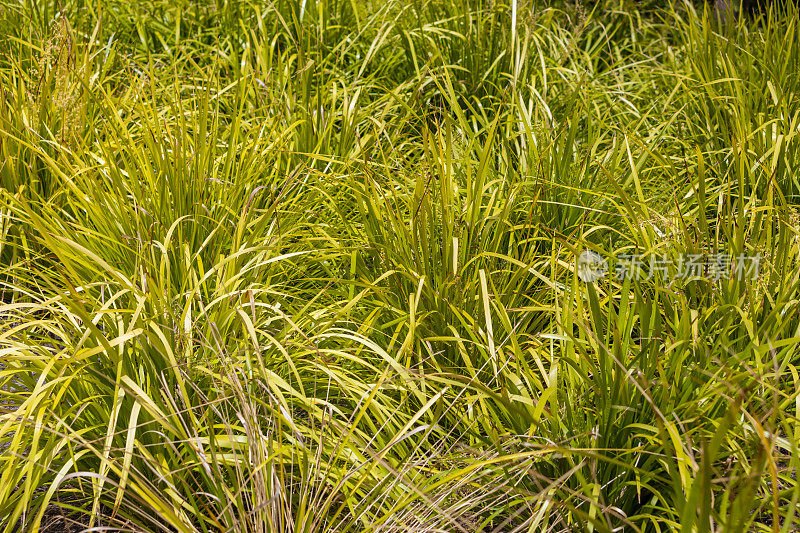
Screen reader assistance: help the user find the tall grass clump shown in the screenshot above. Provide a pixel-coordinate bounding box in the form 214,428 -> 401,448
1,0 -> 800,531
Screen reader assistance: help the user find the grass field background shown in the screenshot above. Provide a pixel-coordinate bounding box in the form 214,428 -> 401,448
1,0 -> 800,530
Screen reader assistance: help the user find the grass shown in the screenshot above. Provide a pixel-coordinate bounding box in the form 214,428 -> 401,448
1,0 -> 799,530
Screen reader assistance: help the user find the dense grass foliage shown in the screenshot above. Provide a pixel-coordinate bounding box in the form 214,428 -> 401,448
1,0 -> 799,530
